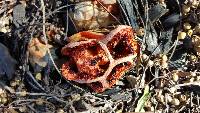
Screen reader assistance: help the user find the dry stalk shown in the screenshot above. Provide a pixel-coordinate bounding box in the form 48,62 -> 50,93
39,0 -> 84,91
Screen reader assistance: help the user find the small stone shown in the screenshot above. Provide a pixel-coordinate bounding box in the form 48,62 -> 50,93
158,95 -> 165,103
57,108 -> 65,113
36,98 -> 44,105
157,109 -> 163,113
142,54 -> 149,61
177,31 -> 186,40
154,59 -> 160,67
159,79 -> 165,88
183,23 -> 191,30
71,94 -> 81,101
189,77 -> 195,82
169,87 -> 177,94
194,24 -> 200,34
0,88 -> 4,95
1,97 -> 7,104
148,60 -> 154,67
189,0 -> 199,8
1,92 -> 7,98
19,106 -> 27,112
182,5 -> 190,13
171,98 -> 180,106
165,93 -> 173,103
187,29 -> 193,37
162,54 -> 168,62
179,94 -> 187,102
197,76 -> 200,81
172,72 -> 179,82
10,81 -> 17,87
162,62 -> 168,69
190,72 -> 196,77
35,73 -> 42,81
115,80 -> 124,86
136,27 -> 145,36
158,0 -> 165,4
15,79 -> 21,85
20,90 -> 27,97
150,106 -> 155,111
0,28 -> 7,33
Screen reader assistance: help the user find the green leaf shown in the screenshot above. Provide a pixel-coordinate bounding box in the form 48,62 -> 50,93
135,85 -> 150,112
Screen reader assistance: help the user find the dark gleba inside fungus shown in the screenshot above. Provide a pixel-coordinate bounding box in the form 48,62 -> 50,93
61,25 -> 140,92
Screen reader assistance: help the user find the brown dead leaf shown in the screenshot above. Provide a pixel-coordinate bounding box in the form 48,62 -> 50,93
28,38 -> 52,67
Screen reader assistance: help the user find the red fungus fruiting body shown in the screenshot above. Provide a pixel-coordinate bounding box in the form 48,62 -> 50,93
61,25 -> 140,93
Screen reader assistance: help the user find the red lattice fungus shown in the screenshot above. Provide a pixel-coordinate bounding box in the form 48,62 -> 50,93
61,25 -> 139,93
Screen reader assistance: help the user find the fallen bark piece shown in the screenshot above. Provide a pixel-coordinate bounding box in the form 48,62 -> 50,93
0,43 -> 17,80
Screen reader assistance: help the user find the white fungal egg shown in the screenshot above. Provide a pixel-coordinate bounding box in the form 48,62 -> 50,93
73,2 -> 98,21
70,1 -> 118,30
